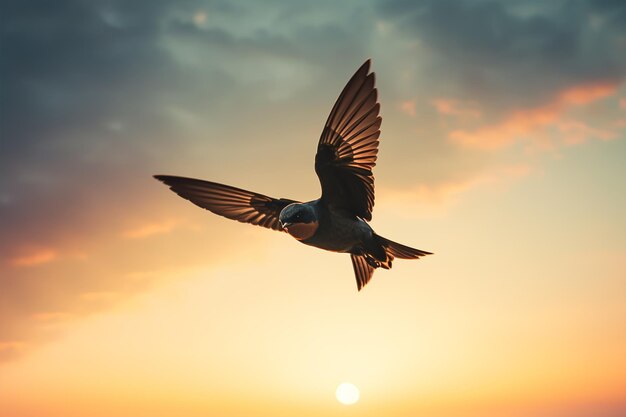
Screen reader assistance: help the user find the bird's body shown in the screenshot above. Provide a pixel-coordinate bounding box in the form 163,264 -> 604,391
293,201 -> 372,253
155,60 -> 432,290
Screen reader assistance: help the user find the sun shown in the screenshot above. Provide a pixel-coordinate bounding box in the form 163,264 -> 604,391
335,382 -> 360,405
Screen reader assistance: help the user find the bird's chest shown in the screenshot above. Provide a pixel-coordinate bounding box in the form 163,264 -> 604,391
301,213 -> 365,253
285,221 -> 319,241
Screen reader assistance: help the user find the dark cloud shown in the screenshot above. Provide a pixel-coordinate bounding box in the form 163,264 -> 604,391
0,0 -> 373,186
0,0 -> 188,255
377,0 -> 626,109
1,0 -> 172,155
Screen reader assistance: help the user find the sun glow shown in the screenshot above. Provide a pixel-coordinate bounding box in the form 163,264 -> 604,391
335,383 -> 360,405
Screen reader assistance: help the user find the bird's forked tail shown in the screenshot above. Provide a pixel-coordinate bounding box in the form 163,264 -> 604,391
376,234 -> 432,263
351,234 -> 432,291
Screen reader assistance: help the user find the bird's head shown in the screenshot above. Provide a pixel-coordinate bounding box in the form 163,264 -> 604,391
279,203 -> 318,240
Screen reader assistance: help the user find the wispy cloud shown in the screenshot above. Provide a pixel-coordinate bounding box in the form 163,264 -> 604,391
449,82 -> 620,150
381,164 -> 533,206
10,249 -> 58,267
0,341 -> 27,361
79,292 -> 118,301
122,219 -> 180,239
399,100 -> 417,117
558,121 -> 616,145
559,83 -> 616,105
31,312 -> 73,322
432,98 -> 481,119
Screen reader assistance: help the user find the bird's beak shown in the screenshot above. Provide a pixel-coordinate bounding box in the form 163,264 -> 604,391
280,221 -> 292,229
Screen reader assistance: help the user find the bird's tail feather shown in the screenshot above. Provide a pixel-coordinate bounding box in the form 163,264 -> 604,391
351,235 -> 432,291
375,234 -> 432,261
351,254 -> 375,291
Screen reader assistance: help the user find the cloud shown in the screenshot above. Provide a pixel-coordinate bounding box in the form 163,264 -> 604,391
122,219 -> 180,239
558,120 -> 617,145
0,341 -> 27,361
80,292 -> 119,302
31,312 -> 73,322
432,98 -> 481,118
10,249 -> 58,267
399,100 -> 417,116
378,0 -> 626,111
381,164 -> 533,206
448,82 -> 620,150
559,83 -> 617,105
193,10 -> 207,26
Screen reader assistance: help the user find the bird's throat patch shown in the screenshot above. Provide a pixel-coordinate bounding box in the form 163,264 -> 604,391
286,221 -> 319,241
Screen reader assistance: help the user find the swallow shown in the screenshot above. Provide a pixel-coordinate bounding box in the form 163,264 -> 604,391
155,60 -> 432,290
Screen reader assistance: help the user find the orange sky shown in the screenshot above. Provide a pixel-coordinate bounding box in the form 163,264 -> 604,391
2,1 -> 626,417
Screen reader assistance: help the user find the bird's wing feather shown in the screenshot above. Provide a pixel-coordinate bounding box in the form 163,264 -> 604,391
351,254 -> 375,291
315,60 -> 381,221
154,175 -> 298,231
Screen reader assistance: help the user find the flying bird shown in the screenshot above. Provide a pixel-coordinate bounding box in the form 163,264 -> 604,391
155,60 -> 431,290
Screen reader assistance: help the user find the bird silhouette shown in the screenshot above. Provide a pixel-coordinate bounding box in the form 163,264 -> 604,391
155,60 -> 432,290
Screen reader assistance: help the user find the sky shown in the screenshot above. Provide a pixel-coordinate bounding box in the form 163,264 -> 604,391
1,0 -> 625,416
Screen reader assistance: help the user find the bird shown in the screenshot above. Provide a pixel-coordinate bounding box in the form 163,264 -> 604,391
154,60 -> 432,291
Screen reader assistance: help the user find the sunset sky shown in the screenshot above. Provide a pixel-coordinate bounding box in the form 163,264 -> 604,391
1,1 -> 626,416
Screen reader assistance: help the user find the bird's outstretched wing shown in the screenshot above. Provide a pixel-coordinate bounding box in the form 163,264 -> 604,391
350,254 -> 375,291
315,60 -> 381,221
154,175 -> 298,231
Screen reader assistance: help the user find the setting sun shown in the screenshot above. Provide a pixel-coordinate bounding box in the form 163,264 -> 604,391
336,383 -> 360,405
